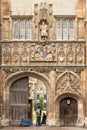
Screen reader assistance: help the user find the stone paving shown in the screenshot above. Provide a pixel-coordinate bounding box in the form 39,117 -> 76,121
0,126 -> 86,130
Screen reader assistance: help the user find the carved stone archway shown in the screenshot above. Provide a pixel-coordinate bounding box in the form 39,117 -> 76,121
55,71 -> 84,126
55,71 -> 82,98
3,71 -> 50,125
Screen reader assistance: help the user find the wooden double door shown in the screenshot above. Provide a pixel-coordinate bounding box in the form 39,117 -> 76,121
60,97 -> 78,126
10,77 -> 32,125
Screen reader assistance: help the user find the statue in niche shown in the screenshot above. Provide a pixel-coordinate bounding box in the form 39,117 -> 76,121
40,20 -> 48,40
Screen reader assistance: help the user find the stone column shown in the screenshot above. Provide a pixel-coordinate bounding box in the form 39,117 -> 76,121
76,0 -> 85,40
85,69 -> 87,127
77,99 -> 84,127
0,70 -> 3,116
0,0 -> 1,40
47,71 -> 56,126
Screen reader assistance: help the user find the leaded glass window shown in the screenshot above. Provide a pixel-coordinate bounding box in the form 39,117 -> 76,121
63,20 -> 68,40
69,20 -> 74,40
56,19 -> 74,40
13,20 -> 32,40
56,20 -> 62,40
20,21 -> 25,39
26,21 -> 32,40
13,21 -> 19,39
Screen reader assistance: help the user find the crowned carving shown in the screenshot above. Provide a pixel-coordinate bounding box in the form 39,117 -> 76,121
21,43 -> 29,64
13,55 -> 18,63
76,43 -> 84,64
66,43 -> 75,64
2,44 -> 11,64
39,3 -> 48,20
30,43 -> 56,61
56,72 -> 81,96
12,43 -> 20,55
58,43 -> 66,64
11,43 -> 20,64
2,44 -> 11,55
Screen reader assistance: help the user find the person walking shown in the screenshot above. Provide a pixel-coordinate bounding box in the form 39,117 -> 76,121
41,112 -> 46,125
36,106 -> 42,126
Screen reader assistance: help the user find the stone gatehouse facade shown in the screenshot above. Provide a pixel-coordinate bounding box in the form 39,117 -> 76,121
0,0 -> 87,127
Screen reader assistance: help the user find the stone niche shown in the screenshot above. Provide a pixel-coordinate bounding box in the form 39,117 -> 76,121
34,2 -> 54,41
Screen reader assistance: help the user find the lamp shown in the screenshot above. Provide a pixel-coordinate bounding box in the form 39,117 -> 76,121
66,99 -> 70,105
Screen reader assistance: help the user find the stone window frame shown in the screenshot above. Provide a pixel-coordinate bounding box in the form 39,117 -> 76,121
44,102 -> 46,108
55,16 -> 77,41
37,94 -> 40,100
12,16 -> 32,40
44,94 -> 47,100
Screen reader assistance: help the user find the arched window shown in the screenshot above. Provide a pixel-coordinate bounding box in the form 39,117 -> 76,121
26,21 -> 32,40
20,21 -> 25,39
56,19 -> 75,40
63,20 -> 68,40
56,20 -> 62,40
13,20 -> 32,40
69,20 -> 74,40
13,21 -> 19,39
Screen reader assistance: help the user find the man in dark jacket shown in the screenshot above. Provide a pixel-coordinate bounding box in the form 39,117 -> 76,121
36,106 -> 42,126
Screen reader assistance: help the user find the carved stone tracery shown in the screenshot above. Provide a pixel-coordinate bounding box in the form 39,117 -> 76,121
76,43 -> 84,64
58,43 -> 66,63
56,72 -> 81,96
66,44 -> 75,64
39,3 -> 48,21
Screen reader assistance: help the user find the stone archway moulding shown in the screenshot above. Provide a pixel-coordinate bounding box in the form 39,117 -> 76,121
5,71 -> 50,90
56,71 -> 80,84
54,71 -> 85,126
55,71 -> 83,101
3,71 -> 50,114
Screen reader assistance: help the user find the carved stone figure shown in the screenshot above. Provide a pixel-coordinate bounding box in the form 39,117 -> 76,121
40,20 -> 48,40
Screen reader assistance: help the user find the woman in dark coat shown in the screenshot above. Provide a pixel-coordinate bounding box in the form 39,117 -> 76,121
41,113 -> 46,125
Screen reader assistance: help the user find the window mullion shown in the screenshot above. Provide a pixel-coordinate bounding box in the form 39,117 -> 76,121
68,19 -> 69,40
19,20 -> 20,39
62,19 -> 63,40
25,21 -> 26,39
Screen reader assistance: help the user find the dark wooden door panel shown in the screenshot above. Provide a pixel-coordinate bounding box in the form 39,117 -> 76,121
10,77 -> 29,125
11,106 -> 28,119
60,98 -> 77,126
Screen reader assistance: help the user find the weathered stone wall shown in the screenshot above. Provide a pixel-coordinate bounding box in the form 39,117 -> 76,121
10,0 -> 76,15
0,0 -> 1,41
1,0 -> 86,41
0,70 -> 4,116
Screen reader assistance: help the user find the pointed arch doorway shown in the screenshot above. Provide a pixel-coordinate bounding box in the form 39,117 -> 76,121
60,97 -> 78,126
9,71 -> 49,126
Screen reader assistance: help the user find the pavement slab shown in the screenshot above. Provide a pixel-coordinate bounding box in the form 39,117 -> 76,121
0,126 -> 86,130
